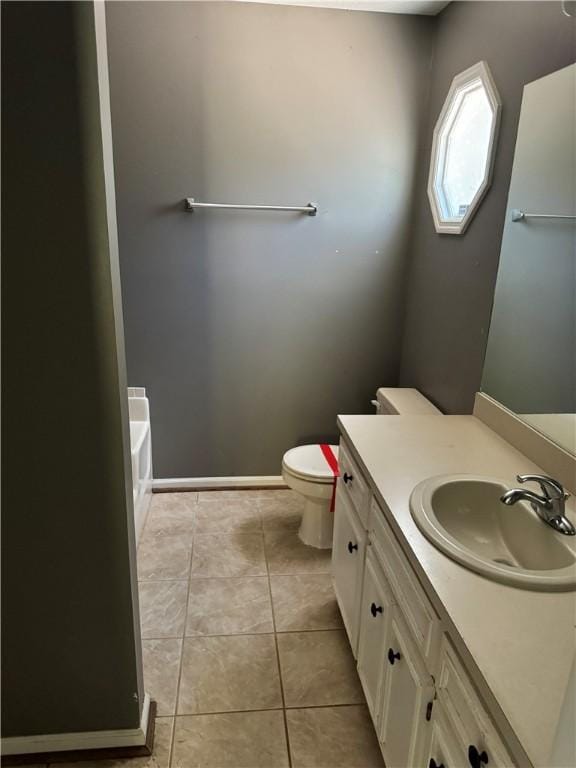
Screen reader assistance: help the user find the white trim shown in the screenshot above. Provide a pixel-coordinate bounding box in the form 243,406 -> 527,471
153,476 -> 287,491
222,1 -> 450,14
1,694 -> 151,756
427,60 -> 501,235
92,0 -> 146,715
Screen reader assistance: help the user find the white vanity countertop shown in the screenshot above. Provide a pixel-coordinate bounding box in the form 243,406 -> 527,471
337,414 -> 576,768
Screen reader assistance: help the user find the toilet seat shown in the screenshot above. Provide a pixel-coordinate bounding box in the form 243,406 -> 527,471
282,444 -> 339,484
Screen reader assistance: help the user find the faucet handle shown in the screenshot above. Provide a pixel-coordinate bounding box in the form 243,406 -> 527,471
517,474 -> 568,501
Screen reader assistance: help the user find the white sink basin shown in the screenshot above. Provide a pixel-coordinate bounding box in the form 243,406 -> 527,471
410,475 -> 576,591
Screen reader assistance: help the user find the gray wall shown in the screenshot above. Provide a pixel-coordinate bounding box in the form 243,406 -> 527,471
483,64 -> 576,414
400,1 -> 576,414
106,1 -> 435,477
2,1 -> 142,737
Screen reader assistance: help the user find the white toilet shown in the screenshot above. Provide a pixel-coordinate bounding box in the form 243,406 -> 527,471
282,444 -> 339,549
282,388 -> 441,550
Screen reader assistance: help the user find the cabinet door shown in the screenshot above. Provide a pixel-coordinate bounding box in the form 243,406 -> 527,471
357,546 -> 395,722
442,703 -> 516,768
425,702 -> 461,768
332,488 -> 366,655
379,610 -> 435,768
370,497 -> 441,673
437,639 -> 516,768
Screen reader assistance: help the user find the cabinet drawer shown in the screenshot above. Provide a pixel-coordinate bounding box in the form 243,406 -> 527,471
438,637 -> 516,767
338,441 -> 369,527
370,497 -> 441,672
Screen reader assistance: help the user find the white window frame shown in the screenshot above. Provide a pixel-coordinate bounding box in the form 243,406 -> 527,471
427,61 -> 501,235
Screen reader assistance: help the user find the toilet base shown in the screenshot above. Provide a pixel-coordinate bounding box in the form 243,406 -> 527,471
298,496 -> 334,549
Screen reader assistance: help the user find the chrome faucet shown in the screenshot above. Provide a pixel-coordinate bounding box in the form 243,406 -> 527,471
500,474 -> 575,535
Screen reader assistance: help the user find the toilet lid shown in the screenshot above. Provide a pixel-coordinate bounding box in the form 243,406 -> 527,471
282,444 -> 339,483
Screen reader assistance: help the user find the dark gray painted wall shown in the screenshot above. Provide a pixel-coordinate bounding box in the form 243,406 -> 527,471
400,1 -> 576,414
483,64 -> 576,414
2,1 -> 142,737
106,1 -> 435,477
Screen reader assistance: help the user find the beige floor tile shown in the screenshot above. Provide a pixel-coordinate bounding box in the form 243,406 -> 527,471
48,717 -> 174,767
265,531 -> 332,575
270,574 -> 343,631
142,639 -> 182,715
171,710 -> 289,768
139,580 -> 188,639
137,534 -> 192,580
190,534 -> 266,578
286,706 -> 384,768
197,490 -> 261,502
177,634 -> 282,714
195,500 -> 261,533
186,577 -> 273,636
261,505 -> 302,531
277,630 -> 364,707
144,493 -> 197,537
151,491 -> 198,508
260,491 -> 304,532
256,489 -> 304,507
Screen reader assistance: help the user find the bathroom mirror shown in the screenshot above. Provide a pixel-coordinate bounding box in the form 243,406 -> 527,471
482,63 -> 576,455
428,61 -> 501,234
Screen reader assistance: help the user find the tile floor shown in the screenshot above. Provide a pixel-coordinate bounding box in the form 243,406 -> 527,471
47,490 -> 384,768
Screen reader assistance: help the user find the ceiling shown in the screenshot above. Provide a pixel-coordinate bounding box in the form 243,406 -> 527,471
224,1 -> 450,15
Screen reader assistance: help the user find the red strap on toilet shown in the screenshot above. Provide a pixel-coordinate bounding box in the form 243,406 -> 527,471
320,444 -> 340,512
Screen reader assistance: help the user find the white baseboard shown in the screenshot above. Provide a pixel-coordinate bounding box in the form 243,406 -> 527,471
153,476 -> 287,491
1,694 -> 151,756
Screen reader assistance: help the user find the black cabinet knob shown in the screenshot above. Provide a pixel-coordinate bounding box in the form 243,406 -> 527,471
429,760 -> 445,768
347,541 -> 358,553
387,648 -> 401,665
370,602 -> 383,617
343,472 -> 353,484
468,745 -> 489,768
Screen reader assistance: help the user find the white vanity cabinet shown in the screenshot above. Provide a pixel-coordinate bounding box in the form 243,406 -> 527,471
425,703 -> 462,768
369,497 -> 441,672
338,441 -> 370,526
332,439 -> 518,768
356,547 -> 395,718
379,609 -> 436,768
331,489 -> 366,654
435,638 -> 515,768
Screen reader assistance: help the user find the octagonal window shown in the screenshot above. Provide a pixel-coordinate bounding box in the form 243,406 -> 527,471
428,61 -> 501,234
